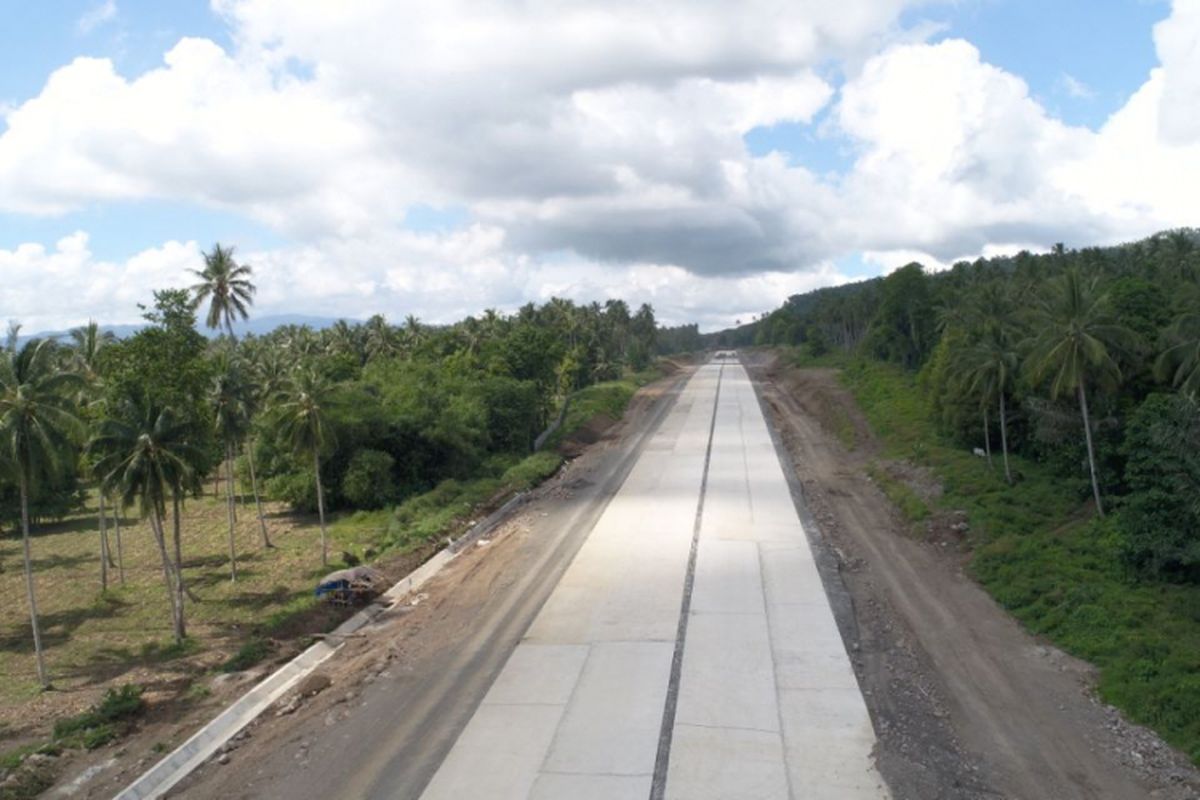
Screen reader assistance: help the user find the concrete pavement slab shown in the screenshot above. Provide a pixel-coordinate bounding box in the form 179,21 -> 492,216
675,611 -> 779,734
759,543 -> 824,607
542,641 -> 674,776
691,539 -> 765,615
418,703 -> 564,800
482,644 -> 590,706
665,724 -> 789,800
529,773 -> 650,800
768,607 -> 861,691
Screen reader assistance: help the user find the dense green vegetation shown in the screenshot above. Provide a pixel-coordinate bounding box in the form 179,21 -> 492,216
729,229 -> 1200,761
1,243 -> 660,689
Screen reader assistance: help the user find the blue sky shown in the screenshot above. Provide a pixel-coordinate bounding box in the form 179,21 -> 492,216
1,1 -> 1195,332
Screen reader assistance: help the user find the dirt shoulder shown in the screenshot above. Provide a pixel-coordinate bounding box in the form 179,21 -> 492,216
746,350 -> 1200,800
38,368 -> 690,799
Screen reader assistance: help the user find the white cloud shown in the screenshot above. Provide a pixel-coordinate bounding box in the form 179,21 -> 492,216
1154,0 -> 1200,145
1059,73 -> 1095,99
2,1 -> 1200,333
0,233 -> 200,333
0,225 -> 847,333
77,0 -> 118,34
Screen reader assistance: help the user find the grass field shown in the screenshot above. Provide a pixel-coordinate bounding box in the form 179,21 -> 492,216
0,491 -> 345,708
0,451 -> 568,714
834,357 -> 1200,764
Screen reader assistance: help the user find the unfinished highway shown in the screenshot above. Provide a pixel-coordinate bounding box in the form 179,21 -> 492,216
419,360 -> 887,800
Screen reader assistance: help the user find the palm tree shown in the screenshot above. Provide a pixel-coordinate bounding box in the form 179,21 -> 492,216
91,396 -> 203,643
190,244 -> 256,338
0,339 -> 83,688
363,314 -> 396,362
5,321 -> 21,353
68,321 -> 115,385
961,329 -> 1020,484
403,315 -> 424,353
273,370 -> 335,565
70,321 -> 119,586
1025,270 -> 1138,516
210,361 -> 252,580
1156,307 -> 1200,401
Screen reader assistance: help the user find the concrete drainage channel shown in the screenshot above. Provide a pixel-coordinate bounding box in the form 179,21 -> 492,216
115,491 -> 531,800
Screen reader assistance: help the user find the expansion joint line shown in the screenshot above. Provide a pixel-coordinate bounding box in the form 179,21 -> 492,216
649,361 -> 724,799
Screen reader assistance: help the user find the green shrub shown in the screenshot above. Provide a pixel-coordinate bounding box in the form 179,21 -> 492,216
52,685 -> 143,750
220,638 -> 272,673
341,449 -> 397,510
266,471 -> 318,512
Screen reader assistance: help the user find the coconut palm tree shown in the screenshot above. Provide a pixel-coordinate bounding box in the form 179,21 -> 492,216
1156,307 -> 1200,402
363,314 -> 396,362
5,322 -> 21,353
91,396 -> 203,643
68,321 -> 115,385
960,329 -> 1021,484
402,315 -> 424,353
190,244 -> 256,338
0,339 -> 83,688
210,360 -> 252,581
273,370 -> 335,565
70,321 -> 119,586
1025,270 -> 1138,516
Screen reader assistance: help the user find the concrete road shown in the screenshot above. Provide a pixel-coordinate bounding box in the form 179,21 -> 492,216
419,362 -> 887,800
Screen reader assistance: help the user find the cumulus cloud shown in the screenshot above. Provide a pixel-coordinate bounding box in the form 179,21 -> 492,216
0,233 -> 200,333
1154,0 -> 1200,145
2,0 -> 1200,331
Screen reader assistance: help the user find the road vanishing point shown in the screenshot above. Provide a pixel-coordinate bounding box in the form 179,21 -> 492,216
419,360 -> 888,800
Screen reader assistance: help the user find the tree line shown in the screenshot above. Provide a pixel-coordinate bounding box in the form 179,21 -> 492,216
726,229 -> 1200,583
1,244 -> 658,688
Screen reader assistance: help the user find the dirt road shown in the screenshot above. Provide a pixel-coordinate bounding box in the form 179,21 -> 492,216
746,352 -> 1200,800
165,371 -> 692,799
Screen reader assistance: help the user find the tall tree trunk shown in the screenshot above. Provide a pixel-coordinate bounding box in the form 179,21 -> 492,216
982,406 -> 993,469
112,497 -> 125,585
246,441 -> 272,548
149,509 -> 184,644
314,451 -> 328,567
1078,383 -> 1105,517
19,476 -> 49,689
98,492 -> 109,592
999,393 -> 1013,485
226,443 -> 238,582
227,452 -> 238,523
171,491 -> 198,605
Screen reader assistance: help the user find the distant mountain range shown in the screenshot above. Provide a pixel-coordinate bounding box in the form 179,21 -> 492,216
17,314 -> 351,347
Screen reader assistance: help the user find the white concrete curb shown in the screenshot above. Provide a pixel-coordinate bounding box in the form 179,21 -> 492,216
114,492 -> 530,800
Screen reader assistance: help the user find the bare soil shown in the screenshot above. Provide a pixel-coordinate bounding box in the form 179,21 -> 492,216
746,351 -> 1200,800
